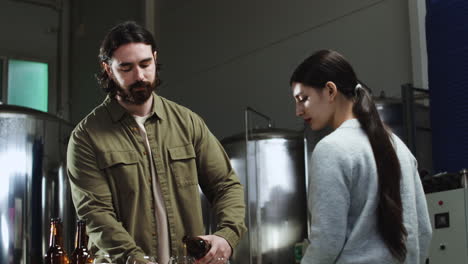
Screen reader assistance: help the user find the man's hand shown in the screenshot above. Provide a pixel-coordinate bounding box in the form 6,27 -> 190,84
196,235 -> 231,264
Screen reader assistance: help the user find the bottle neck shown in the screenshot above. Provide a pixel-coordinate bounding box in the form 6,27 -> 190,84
49,221 -> 64,247
75,222 -> 88,248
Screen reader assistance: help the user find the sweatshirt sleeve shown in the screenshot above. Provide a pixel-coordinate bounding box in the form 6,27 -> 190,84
301,140 -> 352,263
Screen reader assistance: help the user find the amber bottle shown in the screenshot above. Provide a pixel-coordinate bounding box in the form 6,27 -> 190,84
70,219 -> 93,264
182,236 -> 211,260
44,218 -> 69,264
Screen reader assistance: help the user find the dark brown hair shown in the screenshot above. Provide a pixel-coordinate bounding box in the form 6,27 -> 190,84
290,49 -> 407,261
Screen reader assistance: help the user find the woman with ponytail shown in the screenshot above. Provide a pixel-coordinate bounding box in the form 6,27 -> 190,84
291,50 -> 432,263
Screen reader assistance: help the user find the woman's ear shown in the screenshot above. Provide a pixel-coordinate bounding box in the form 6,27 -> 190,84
325,81 -> 338,102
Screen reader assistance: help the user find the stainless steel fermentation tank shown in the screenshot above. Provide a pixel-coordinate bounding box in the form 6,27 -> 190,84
0,105 -> 74,264
215,108 -> 308,264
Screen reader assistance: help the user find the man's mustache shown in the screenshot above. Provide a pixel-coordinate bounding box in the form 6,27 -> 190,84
129,80 -> 152,91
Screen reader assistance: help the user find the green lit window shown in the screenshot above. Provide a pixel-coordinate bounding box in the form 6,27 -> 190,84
7,59 -> 48,112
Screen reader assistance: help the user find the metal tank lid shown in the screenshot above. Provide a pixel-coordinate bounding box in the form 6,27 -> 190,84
0,104 -> 73,126
221,128 -> 303,144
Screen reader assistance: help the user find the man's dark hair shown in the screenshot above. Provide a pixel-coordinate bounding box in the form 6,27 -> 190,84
96,21 -> 161,95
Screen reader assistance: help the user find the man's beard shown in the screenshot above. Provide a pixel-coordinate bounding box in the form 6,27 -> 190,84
115,80 -> 156,105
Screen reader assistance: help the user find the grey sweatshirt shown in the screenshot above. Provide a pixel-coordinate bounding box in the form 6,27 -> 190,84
301,119 -> 432,264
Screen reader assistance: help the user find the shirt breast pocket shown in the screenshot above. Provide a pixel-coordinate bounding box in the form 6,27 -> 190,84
168,144 -> 198,187
97,150 -> 140,195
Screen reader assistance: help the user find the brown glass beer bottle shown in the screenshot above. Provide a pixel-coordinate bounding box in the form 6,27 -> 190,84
182,235 -> 211,260
44,218 -> 69,264
70,219 -> 93,264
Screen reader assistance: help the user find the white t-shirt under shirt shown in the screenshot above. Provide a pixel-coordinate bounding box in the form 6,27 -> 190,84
133,114 -> 170,264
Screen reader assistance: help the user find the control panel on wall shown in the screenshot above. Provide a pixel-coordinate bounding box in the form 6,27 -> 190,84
426,188 -> 468,263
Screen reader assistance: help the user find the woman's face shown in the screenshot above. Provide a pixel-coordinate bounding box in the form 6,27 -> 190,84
292,82 -> 333,131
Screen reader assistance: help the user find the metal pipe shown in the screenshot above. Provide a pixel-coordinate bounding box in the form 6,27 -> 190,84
244,109 -> 253,264
243,107 -> 277,264
11,0 -> 61,10
245,107 -> 274,129
402,83 -> 417,153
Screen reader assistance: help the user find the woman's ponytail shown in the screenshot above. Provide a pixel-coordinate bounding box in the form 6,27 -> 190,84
353,83 -> 408,262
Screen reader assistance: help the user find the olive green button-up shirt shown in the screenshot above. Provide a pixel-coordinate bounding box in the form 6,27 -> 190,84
67,94 -> 246,261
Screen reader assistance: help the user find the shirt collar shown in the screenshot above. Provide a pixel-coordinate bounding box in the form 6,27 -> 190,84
105,92 -> 166,123
338,118 -> 361,129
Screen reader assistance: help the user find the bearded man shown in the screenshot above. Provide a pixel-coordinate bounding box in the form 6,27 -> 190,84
67,21 -> 246,264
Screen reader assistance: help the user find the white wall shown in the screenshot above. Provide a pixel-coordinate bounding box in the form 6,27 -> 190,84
408,0 -> 428,89
158,0 -> 414,139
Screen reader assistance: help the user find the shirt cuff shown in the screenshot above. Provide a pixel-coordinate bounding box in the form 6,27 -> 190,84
213,227 -> 240,249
